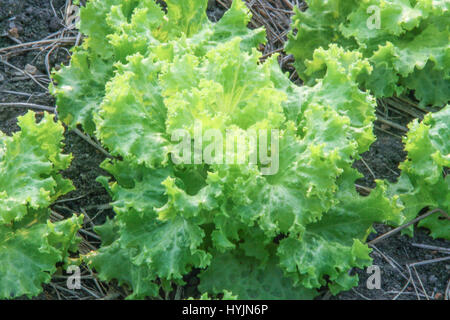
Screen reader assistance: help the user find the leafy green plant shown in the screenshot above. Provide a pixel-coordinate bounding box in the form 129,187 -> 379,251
0,111 -> 82,299
49,0 -> 405,299
389,105 -> 449,239
51,0 -> 265,135
286,0 -> 450,107
287,0 -> 450,240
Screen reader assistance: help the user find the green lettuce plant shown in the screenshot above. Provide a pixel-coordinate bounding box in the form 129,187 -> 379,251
50,0 -> 405,299
390,105 -> 449,239
286,0 -> 450,107
0,111 -> 82,299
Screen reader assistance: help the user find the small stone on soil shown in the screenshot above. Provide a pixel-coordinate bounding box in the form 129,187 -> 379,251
8,27 -> 19,38
25,64 -> 38,75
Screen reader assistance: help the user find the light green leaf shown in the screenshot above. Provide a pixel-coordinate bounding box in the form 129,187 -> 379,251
198,250 -> 318,300
278,170 -> 404,294
0,112 -> 73,224
0,215 -> 82,299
